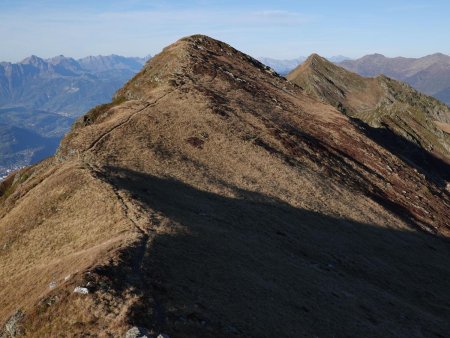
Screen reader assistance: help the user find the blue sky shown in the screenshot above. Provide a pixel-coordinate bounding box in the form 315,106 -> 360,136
0,0 -> 449,61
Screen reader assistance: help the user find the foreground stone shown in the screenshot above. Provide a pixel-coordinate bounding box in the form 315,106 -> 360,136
125,326 -> 152,338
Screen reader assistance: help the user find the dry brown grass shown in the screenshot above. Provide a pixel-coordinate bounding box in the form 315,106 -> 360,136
435,120 -> 450,134
0,161 -> 140,334
0,35 -> 449,337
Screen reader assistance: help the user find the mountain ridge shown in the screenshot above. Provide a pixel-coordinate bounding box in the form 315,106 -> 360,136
339,53 -> 450,105
288,53 -> 450,185
257,55 -> 351,75
1,35 -> 450,337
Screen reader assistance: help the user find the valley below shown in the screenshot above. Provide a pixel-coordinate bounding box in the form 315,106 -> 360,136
0,55 -> 149,177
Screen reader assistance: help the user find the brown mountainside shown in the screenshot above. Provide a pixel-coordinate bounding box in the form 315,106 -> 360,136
288,54 -> 450,184
1,35 -> 450,337
338,53 -> 450,106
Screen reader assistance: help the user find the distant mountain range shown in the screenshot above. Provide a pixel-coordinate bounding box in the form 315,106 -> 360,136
259,53 -> 450,107
0,54 -> 149,115
0,54 -> 149,175
258,55 -> 350,75
338,53 -> 450,106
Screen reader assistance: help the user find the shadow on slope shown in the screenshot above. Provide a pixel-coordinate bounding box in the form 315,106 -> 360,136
98,167 -> 450,338
350,118 -> 450,187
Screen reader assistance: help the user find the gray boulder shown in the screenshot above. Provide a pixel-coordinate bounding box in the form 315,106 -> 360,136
125,326 -> 152,338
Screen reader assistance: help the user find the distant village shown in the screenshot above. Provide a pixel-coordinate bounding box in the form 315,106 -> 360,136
0,166 -> 22,181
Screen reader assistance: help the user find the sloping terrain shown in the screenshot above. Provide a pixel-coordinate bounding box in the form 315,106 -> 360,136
0,35 -> 449,337
339,53 -> 450,106
288,54 -> 450,184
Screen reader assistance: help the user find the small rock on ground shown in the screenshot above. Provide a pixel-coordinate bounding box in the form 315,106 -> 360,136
125,326 -> 152,338
73,286 -> 89,294
4,310 -> 24,337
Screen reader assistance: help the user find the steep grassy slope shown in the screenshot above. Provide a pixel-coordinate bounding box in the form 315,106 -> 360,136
0,36 -> 449,337
288,54 -> 450,184
339,53 -> 450,106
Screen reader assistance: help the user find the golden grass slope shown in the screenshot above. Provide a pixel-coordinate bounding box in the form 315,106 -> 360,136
0,35 -> 449,337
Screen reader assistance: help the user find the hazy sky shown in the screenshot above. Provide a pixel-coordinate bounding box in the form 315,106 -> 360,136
1,0 -> 449,61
